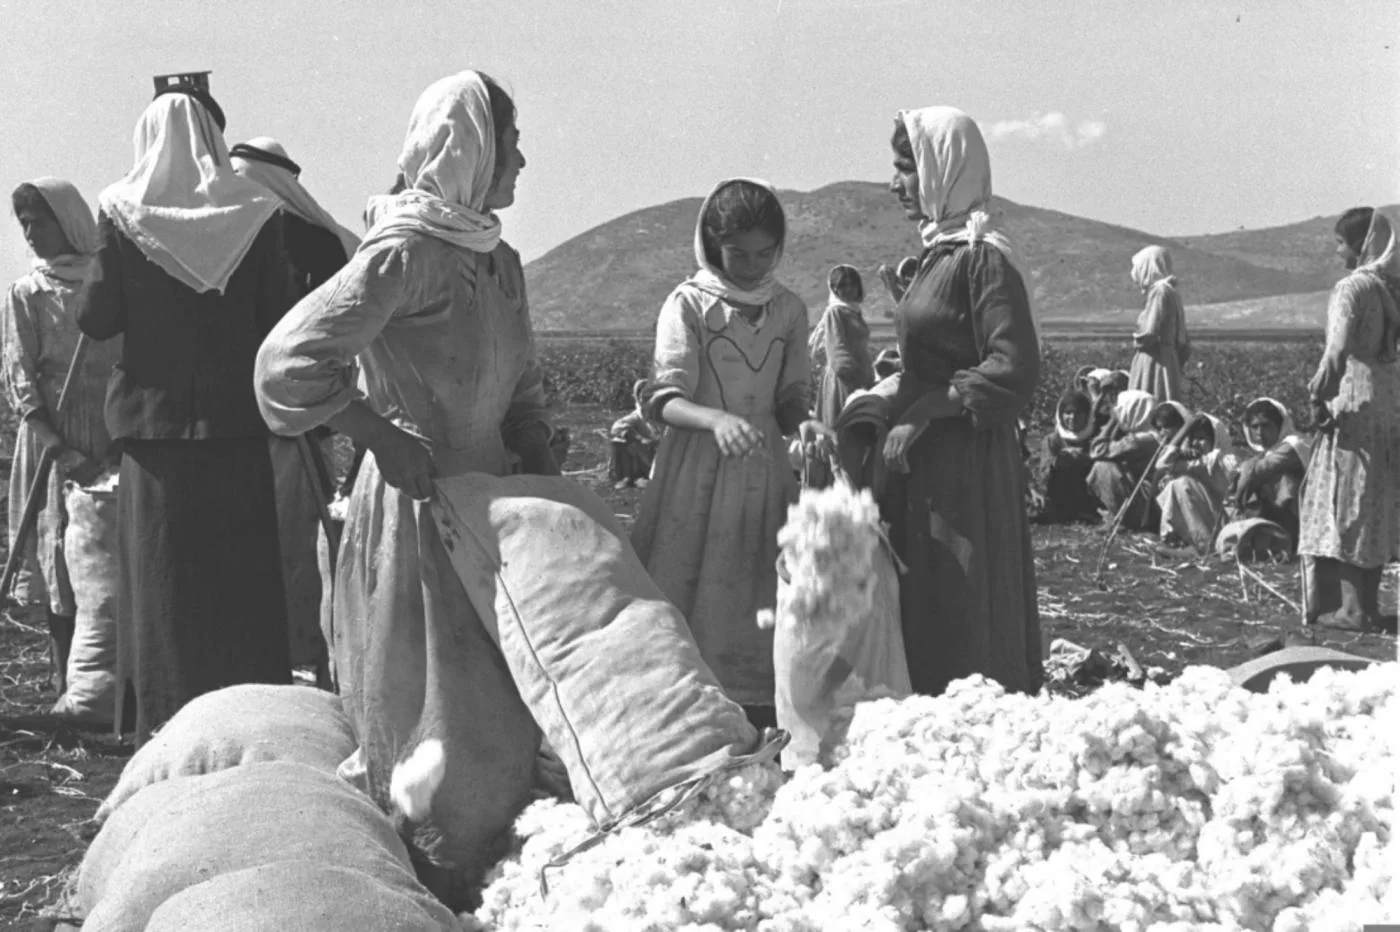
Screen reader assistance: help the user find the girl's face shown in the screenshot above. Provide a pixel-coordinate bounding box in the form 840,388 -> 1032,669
15,203 -> 70,259
1061,408 -> 1089,433
1245,416 -> 1280,450
483,124 -> 525,210
718,228 -> 779,290
1153,423 -> 1178,446
1335,233 -> 1360,271
1184,429 -> 1214,459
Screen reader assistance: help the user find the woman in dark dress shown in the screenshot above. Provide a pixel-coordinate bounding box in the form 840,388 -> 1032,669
76,89 -> 300,744
875,105 -> 1043,697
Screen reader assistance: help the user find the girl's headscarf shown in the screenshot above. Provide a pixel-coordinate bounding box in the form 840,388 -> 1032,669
1349,209 -> 1400,362
99,94 -> 281,295
1055,392 -> 1095,443
1113,389 -> 1156,432
1072,365 -> 1096,390
1154,400 -> 1191,430
1200,413 -> 1234,457
809,264 -> 867,357
686,177 -> 787,307
231,137 -> 361,260
22,178 -> 99,290
1131,246 -> 1177,291
1244,396 -> 1311,460
360,71 -> 504,255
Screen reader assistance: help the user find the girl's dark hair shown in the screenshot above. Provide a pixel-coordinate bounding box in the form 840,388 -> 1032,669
1244,400 -> 1284,428
1059,390 -> 1092,415
1336,207 -> 1374,256
700,181 -> 785,268
10,183 -> 52,219
479,73 -> 517,182
828,264 -> 864,302
1151,405 -> 1186,432
891,118 -> 915,163
1185,416 -> 1215,444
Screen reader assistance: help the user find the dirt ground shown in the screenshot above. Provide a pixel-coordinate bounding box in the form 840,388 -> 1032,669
0,404 -> 1395,927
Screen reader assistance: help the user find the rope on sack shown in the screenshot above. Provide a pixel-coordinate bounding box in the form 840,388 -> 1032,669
537,730 -> 789,897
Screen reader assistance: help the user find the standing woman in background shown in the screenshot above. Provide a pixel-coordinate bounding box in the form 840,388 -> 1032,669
877,105 -> 1042,697
76,84 -> 300,745
810,263 -> 872,427
1297,207 -> 1400,631
1127,245 -> 1191,402
3,179 -> 120,700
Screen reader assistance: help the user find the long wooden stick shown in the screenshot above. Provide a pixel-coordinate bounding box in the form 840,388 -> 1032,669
1,335 -> 89,602
1094,418 -> 1191,583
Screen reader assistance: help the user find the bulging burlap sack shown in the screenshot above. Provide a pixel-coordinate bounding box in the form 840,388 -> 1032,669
78,761 -> 438,932
50,480 -> 119,723
95,683 -> 355,821
431,473 -> 777,833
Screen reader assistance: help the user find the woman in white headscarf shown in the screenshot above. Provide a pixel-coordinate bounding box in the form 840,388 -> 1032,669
1232,396 -> 1310,548
255,71 -> 556,898
76,90 -> 300,745
1155,411 -> 1238,550
1128,245 -> 1191,402
1297,207 -> 1400,631
3,179 -> 120,705
1085,388 -> 1160,529
810,264 -> 872,427
869,105 -> 1041,697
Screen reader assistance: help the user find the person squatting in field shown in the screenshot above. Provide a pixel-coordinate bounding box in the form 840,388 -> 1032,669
1154,410 -> 1238,550
1230,397 -> 1310,551
1128,245 -> 1191,402
2,178 -> 121,710
255,71 -> 559,887
810,264 -> 873,428
630,178 -> 821,730
862,104 -> 1043,697
232,135 -> 359,683
1084,388 -> 1158,529
76,85 -> 300,745
608,379 -> 659,489
1032,388 -> 1098,524
1297,206 -> 1400,632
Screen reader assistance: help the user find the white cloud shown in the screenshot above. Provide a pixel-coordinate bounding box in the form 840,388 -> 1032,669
984,112 -> 1107,150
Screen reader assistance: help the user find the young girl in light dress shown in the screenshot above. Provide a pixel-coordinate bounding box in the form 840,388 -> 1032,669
630,179 -> 818,729
1156,412 -> 1237,550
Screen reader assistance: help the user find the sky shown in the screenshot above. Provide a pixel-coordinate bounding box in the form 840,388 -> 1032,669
1,0 -> 1397,287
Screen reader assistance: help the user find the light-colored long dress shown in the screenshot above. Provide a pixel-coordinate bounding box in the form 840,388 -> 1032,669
630,285 -> 810,707
1297,272 -> 1400,568
1,271 -> 119,614
1128,280 -> 1190,401
255,234 -> 552,844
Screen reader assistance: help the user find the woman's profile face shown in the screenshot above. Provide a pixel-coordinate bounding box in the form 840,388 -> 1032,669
483,124 -> 525,210
15,203 -> 70,260
1334,233 -> 1359,271
889,132 -> 922,221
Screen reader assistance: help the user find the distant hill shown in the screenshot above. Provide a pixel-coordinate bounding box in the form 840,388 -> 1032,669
524,181 -> 1366,331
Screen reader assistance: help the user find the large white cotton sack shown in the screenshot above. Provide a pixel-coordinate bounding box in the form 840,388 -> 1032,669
430,473 -> 779,834
95,683 -> 355,822
49,480 -> 119,724
142,861 -> 458,932
77,762 -> 429,931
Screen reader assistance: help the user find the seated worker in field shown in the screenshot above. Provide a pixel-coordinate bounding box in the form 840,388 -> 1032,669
1086,389 -> 1158,528
1155,412 -> 1238,550
1072,365 -> 1096,393
1033,389 -> 1099,524
1150,400 -> 1189,446
1231,397 -> 1311,548
608,379 -> 660,489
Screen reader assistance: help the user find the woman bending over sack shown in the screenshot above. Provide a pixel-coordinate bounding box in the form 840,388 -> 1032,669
77,86 -> 300,745
256,71 -> 558,894
3,179 -> 122,718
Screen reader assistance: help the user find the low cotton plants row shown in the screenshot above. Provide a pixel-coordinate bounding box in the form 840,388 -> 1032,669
465,664 -> 1396,932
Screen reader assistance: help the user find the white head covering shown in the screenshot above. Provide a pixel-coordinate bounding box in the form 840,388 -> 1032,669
686,177 -> 787,307
1055,392 -> 1095,443
360,71 -> 504,255
99,94 -> 281,295
20,177 -> 98,290
1203,413 -> 1234,457
1153,400 -> 1191,431
1244,396 -> 1311,460
1351,209 -> 1400,362
898,107 -> 1011,254
1131,246 -> 1176,291
1113,389 -> 1156,432
231,137 -> 360,260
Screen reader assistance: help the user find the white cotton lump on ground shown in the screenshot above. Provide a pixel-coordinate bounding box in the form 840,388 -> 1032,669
466,663 -> 1398,932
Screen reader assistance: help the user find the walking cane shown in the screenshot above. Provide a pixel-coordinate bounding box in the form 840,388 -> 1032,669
1,335 -> 89,604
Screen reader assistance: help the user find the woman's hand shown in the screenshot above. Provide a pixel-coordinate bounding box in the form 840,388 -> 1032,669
370,425 -> 437,501
711,413 -> 764,457
883,420 -> 928,474
798,420 -> 836,461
